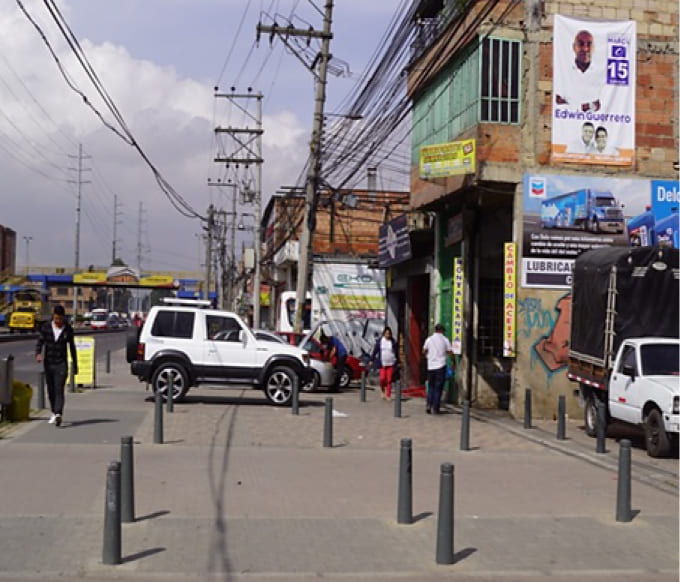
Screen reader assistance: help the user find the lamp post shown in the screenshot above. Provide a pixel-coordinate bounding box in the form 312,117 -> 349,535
22,236 -> 33,276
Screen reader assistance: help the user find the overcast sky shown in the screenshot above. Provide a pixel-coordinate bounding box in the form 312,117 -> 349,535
0,0 -> 405,272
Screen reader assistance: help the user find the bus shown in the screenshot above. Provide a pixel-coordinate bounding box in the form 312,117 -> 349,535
8,287 -> 51,333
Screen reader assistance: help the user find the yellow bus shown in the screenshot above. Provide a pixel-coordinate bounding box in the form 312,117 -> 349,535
9,288 -> 51,333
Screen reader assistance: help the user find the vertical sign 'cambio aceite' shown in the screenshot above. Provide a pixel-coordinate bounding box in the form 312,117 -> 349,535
451,258 -> 464,355
503,243 -> 517,358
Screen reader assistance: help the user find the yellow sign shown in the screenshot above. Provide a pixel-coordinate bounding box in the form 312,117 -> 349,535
140,275 -> 176,287
503,242 -> 517,358
329,294 -> 386,310
73,272 -> 107,284
452,258 -> 464,355
69,336 -> 96,388
420,139 -> 476,178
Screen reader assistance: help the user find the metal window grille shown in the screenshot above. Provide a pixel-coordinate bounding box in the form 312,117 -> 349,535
479,37 -> 521,124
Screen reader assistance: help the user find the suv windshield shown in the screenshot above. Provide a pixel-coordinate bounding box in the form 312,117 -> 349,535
640,343 -> 680,376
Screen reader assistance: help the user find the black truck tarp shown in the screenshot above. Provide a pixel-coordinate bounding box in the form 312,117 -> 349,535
570,245 -> 679,366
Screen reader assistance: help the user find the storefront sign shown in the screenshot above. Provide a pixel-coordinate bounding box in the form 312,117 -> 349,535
419,139 -> 475,178
451,258 -> 464,355
503,243 -> 517,358
378,214 -> 412,268
444,213 -> 463,247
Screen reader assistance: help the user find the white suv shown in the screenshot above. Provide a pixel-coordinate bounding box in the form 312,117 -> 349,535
127,299 -> 311,406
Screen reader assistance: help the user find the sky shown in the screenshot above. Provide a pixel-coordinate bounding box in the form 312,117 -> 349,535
0,0 -> 407,273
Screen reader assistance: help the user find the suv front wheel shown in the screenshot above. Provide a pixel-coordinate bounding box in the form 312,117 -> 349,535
152,361 -> 189,402
263,366 -> 296,406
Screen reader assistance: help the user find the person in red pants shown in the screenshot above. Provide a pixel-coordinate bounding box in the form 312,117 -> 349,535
371,326 -> 399,400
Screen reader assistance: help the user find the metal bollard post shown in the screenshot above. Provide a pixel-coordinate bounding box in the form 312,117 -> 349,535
397,438 -> 413,524
360,370 -> 366,403
323,397 -> 333,448
435,463 -> 455,565
557,395 -> 566,440
616,439 -> 632,522
69,368 -> 76,393
102,461 -> 122,565
120,436 -> 135,523
166,376 -> 174,413
106,350 -> 111,374
596,400 -> 606,454
37,371 -> 45,410
292,374 -> 299,416
393,379 -> 402,418
523,388 -> 532,429
460,400 -> 470,451
154,388 -> 163,444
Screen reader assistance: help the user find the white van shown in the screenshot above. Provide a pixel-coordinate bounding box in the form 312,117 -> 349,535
90,308 -> 109,330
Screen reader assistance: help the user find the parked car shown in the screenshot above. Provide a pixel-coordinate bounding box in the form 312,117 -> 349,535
254,330 -> 336,392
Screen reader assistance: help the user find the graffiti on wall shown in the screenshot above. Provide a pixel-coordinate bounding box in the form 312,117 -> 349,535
517,297 -> 556,338
531,293 -> 572,379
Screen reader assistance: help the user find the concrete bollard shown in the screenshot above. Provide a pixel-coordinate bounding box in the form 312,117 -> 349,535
616,439 -> 633,522
102,461 -> 122,565
292,374 -> 299,415
397,438 -> 413,525
120,436 -> 135,523
323,397 -> 333,448
106,350 -> 111,374
166,376 -> 174,413
557,395 -> 566,440
435,463 -> 455,565
359,370 -> 366,403
393,379 -> 402,418
154,387 -> 163,444
523,388 -> 532,429
596,401 -> 606,454
37,371 -> 46,410
460,400 -> 470,451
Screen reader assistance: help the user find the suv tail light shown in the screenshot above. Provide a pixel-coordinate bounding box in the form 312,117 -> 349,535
137,343 -> 145,361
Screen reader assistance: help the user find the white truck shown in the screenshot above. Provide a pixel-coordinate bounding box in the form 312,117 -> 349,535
567,246 -> 680,457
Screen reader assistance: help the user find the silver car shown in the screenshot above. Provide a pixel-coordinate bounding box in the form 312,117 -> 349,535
254,330 -> 336,391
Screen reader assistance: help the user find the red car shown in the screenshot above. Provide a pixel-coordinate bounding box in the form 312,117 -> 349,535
277,331 -> 366,389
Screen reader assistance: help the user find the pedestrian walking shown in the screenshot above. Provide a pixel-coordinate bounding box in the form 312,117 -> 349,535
35,305 -> 78,427
320,332 -> 348,392
371,326 -> 399,400
422,323 -> 453,414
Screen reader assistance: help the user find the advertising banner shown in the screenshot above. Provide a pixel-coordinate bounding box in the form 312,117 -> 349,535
419,139 -> 475,178
552,16 -> 636,166
628,180 -> 680,248
451,258 -> 464,355
503,243 -> 517,358
521,173 -> 659,288
69,336 -> 95,388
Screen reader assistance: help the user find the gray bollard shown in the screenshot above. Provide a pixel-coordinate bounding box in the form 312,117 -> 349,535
523,388 -> 532,429
69,368 -> 76,393
397,438 -> 413,524
154,388 -> 163,444
359,370 -> 366,403
292,374 -> 299,415
616,439 -> 633,522
106,350 -> 111,374
557,395 -> 566,440
323,397 -> 333,448
393,379 -> 402,418
460,400 -> 470,451
596,400 -> 606,454
166,376 -> 174,413
37,371 -> 45,410
102,460 -> 122,565
120,436 -> 135,523
435,463 -> 455,565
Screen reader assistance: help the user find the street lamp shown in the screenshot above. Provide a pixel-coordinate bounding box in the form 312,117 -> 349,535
22,236 -> 33,276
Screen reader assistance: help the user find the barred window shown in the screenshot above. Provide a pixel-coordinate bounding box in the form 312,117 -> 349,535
480,37 -> 521,124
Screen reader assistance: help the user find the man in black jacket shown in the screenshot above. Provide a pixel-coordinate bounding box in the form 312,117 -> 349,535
35,305 -> 78,427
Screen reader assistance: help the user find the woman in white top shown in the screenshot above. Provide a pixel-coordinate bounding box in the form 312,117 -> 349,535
371,326 -> 399,400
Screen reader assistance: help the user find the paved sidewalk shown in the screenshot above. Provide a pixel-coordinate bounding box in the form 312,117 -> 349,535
0,350 -> 677,581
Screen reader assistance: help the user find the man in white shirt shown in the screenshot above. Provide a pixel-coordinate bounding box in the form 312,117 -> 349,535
422,323 -> 453,415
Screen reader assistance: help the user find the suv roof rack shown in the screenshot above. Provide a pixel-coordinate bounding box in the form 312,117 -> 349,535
160,298 -> 213,308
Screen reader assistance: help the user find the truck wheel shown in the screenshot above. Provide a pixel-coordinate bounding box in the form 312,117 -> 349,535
644,408 -> 671,458
584,396 -> 598,437
264,366 -> 294,406
302,370 -> 320,392
151,362 -> 189,402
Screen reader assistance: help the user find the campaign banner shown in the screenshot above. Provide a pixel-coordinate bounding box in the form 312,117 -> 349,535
451,258 -> 464,355
552,16 -> 636,166
419,139 -> 475,178
503,243 -> 517,358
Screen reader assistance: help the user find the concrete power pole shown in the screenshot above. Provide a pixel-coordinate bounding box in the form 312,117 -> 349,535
258,1 -> 334,333
205,204 -> 215,303
112,194 -> 123,264
68,143 -> 91,320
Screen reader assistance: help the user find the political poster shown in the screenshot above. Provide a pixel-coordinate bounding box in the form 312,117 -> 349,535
552,16 -> 636,166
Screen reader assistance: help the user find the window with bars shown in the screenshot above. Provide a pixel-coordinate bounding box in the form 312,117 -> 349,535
479,37 -> 521,124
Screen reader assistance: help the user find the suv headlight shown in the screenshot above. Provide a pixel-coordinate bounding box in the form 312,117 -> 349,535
673,396 -> 679,415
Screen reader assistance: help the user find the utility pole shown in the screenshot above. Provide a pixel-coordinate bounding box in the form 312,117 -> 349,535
213,89 -> 264,324
257,1 -> 334,333
205,204 -> 215,304
22,236 -> 32,276
112,194 -> 123,264
136,202 -> 146,312
68,143 -> 91,321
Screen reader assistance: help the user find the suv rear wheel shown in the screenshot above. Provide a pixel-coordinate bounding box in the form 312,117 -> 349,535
264,366 -> 295,406
152,362 -> 189,402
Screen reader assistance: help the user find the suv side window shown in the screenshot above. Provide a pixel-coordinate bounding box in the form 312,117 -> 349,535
151,310 -> 195,339
206,315 -> 242,342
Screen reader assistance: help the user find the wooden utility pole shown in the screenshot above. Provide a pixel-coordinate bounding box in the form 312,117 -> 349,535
257,0 -> 334,333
